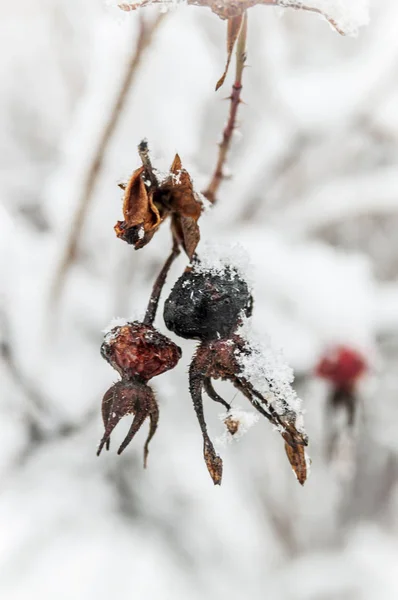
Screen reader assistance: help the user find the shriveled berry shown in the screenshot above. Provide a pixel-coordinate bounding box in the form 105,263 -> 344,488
101,321 -> 181,381
163,266 -> 252,341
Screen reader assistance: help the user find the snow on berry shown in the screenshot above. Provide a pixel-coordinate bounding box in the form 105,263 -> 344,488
194,242 -> 254,289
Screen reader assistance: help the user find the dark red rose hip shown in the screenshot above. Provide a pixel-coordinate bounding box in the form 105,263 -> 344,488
98,321 -> 181,464
101,321 -> 181,381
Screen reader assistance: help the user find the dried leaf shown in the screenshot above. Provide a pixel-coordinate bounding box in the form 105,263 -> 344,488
216,15 -> 244,91
180,216 -> 201,259
169,153 -> 183,176
159,154 -> 202,257
124,167 -> 158,227
114,166 -> 162,247
115,148 -> 202,255
284,441 -> 308,486
163,155 -> 201,217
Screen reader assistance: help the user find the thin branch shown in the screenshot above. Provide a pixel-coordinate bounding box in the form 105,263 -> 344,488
138,139 -> 159,188
275,1 -> 346,35
143,237 -> 180,325
119,1 -> 347,35
119,0 -> 256,20
202,12 -> 248,204
50,13 -> 165,306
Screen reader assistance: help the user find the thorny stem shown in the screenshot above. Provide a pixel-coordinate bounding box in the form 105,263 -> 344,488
143,237 -> 180,325
50,13 -> 165,307
203,12 -> 248,204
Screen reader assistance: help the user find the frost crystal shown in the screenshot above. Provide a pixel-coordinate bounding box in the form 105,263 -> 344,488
236,317 -> 305,432
217,407 -> 259,446
279,0 -> 370,36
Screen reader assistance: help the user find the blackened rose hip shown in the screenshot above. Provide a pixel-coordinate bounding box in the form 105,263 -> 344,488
163,264 -> 253,341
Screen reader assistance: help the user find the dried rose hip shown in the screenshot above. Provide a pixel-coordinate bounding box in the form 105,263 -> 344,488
163,264 -> 253,341
101,321 -> 181,382
98,322 -> 181,464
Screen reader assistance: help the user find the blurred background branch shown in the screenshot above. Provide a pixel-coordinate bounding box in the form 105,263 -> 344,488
50,11 -> 165,306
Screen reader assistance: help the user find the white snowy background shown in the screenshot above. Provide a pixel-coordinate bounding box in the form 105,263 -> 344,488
2,0 -> 398,598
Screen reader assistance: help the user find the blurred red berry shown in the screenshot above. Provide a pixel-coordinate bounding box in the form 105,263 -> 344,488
316,346 -> 367,390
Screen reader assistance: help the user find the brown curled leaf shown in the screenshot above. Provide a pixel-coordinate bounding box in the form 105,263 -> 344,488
284,441 -> 308,486
158,153 -> 202,257
171,213 -> 200,260
115,145 -> 202,256
161,155 -> 202,220
114,165 -> 162,247
179,216 -> 200,259
216,14 -> 244,91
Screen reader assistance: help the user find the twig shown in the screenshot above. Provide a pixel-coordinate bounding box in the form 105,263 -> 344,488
144,237 -> 180,325
119,1 -> 346,35
202,12 -> 248,204
50,13 -> 165,306
274,1 -> 346,35
138,139 -> 159,188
